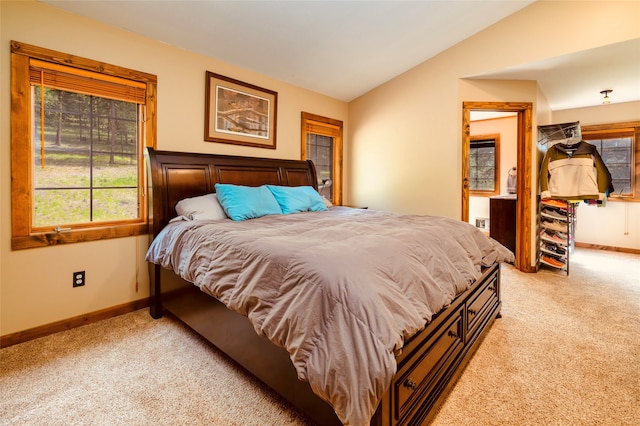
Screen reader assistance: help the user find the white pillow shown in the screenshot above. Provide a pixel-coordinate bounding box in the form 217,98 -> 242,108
174,193 -> 227,221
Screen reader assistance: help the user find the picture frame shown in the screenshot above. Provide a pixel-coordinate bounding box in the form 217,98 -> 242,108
205,71 -> 277,149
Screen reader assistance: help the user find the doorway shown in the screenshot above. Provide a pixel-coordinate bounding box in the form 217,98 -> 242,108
462,102 -> 534,272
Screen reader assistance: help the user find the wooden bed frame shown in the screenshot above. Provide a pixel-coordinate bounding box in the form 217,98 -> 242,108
146,147 -> 502,426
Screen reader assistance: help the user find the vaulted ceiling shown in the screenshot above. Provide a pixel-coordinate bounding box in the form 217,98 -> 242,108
42,1 -> 640,111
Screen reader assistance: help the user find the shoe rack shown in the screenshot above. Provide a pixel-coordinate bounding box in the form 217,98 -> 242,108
538,199 -> 575,274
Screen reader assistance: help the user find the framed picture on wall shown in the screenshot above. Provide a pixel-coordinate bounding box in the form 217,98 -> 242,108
204,71 -> 277,149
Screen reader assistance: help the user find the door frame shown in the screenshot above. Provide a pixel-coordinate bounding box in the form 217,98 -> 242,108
301,112 -> 344,206
462,101 -> 535,273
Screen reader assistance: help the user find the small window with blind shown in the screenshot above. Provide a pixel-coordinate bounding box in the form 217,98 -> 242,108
10,41 -> 157,250
469,134 -> 500,196
301,112 -> 343,205
582,121 -> 639,200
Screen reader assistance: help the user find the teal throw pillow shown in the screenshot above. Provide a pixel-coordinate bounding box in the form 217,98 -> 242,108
266,185 -> 328,214
214,183 -> 282,221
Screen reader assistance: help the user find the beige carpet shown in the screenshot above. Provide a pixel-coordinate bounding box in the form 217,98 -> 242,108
1,248 -> 639,425
430,248 -> 640,426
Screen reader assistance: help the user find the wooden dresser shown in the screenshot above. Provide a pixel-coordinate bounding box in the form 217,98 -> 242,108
489,195 -> 517,253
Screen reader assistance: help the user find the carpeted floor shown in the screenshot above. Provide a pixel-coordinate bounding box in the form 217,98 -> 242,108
1,248 -> 639,425
430,248 -> 640,426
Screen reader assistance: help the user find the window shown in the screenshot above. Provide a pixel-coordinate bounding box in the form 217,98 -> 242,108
582,121 -> 639,200
301,112 -> 343,205
469,134 -> 500,196
10,41 -> 157,249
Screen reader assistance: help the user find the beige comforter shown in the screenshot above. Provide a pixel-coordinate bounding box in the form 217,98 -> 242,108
146,207 -> 514,425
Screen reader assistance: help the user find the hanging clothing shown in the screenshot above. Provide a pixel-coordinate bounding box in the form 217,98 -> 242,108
539,140 -> 613,201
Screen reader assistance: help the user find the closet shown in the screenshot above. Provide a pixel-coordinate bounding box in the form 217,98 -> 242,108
538,199 -> 575,274
537,122 -> 613,274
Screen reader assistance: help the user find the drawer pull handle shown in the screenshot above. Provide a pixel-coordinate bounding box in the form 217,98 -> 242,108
404,378 -> 418,391
447,330 -> 458,339
488,286 -> 495,291
468,308 -> 477,316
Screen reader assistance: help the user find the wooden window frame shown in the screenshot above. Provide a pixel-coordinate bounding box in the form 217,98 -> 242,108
469,134 -> 500,197
300,112 -> 343,205
10,41 -> 157,250
582,121 -> 639,202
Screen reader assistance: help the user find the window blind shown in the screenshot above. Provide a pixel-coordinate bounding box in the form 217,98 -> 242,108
29,59 -> 146,104
470,139 -> 496,149
306,120 -> 340,138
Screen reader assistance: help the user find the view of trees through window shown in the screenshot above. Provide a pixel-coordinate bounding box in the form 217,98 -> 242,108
585,136 -> 632,196
469,138 -> 496,192
306,133 -> 334,202
32,86 -> 139,227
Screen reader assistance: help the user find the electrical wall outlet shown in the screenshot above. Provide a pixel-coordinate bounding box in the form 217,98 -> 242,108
73,271 -> 85,287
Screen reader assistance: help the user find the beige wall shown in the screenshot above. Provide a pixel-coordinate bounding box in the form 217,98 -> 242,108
0,1 -> 348,335
348,0 -> 640,262
552,101 -> 640,127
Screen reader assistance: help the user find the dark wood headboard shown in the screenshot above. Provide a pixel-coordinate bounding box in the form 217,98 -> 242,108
146,148 -> 318,236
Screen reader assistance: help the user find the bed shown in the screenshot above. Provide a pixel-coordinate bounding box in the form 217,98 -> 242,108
145,147 -> 514,426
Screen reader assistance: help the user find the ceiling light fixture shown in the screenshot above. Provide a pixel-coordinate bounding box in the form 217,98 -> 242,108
600,89 -> 612,104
